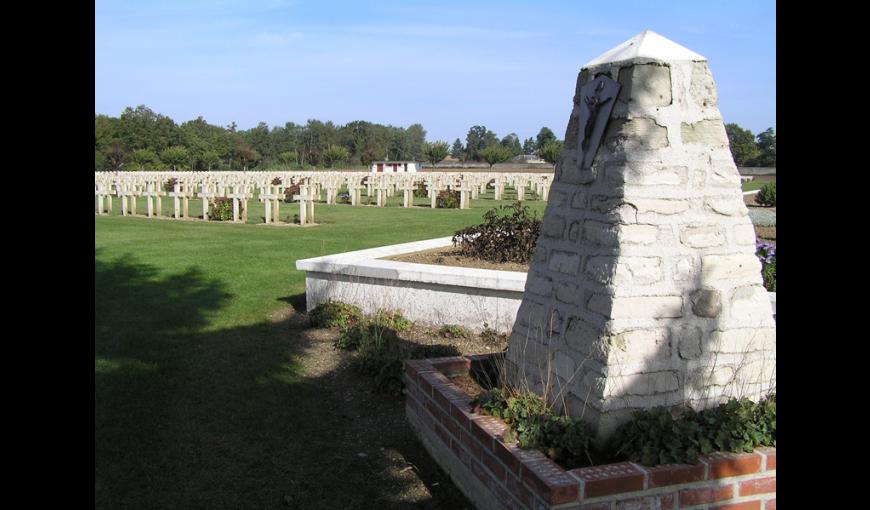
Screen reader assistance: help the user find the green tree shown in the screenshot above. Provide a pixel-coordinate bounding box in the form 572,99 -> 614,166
95,149 -> 107,171
422,141 -> 449,166
522,137 -> 536,154
451,139 -> 465,160
538,141 -> 564,165
535,127 -> 556,152
233,145 -> 260,171
160,146 -> 189,171
500,133 -> 523,157
406,123 -> 427,160
103,140 -> 128,171
117,105 -> 181,153
386,130 -> 409,160
465,125 -> 498,161
95,114 -> 119,151
755,128 -> 776,167
245,122 -> 274,163
131,149 -> 160,171
278,151 -> 298,166
725,123 -> 761,166
180,116 -> 232,169
360,148 -> 378,167
479,145 -> 513,169
200,151 -> 221,170
321,145 -> 349,167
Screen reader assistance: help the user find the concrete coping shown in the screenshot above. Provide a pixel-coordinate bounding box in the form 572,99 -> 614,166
295,237 -> 528,292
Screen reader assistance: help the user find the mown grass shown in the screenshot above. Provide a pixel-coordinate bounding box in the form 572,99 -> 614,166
742,178 -> 775,192
95,192 -> 546,509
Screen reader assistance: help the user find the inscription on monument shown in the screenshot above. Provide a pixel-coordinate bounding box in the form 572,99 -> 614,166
577,75 -> 620,169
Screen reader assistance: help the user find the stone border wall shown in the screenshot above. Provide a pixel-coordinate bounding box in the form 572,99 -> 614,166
405,355 -> 776,510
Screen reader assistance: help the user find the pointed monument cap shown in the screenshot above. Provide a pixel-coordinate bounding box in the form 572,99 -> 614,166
583,30 -> 706,67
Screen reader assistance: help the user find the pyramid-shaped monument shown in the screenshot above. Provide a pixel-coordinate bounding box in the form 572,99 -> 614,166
505,30 -> 775,442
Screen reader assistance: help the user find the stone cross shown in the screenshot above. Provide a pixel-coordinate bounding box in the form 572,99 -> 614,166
493,176 -> 505,201
428,178 -> 445,208
106,184 -> 114,213
506,31 -> 775,445
324,178 -> 340,205
514,177 -> 527,201
346,180 -> 364,206
95,185 -> 108,215
167,184 -> 186,219
198,183 -> 222,221
400,180 -> 416,208
539,177 -> 551,201
226,185 -> 253,223
140,182 -> 166,218
293,190 -> 316,225
118,185 -> 140,216
457,181 -> 473,209
259,185 -> 283,224
374,179 -> 389,207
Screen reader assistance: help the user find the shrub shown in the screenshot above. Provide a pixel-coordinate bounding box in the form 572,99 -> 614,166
453,202 -> 541,263
371,309 -> 412,331
755,182 -> 776,206
756,240 -> 776,292
438,324 -> 470,339
271,177 -> 282,186
334,321 -> 367,350
413,181 -> 428,198
309,300 -> 362,329
337,191 -> 351,204
762,257 -> 776,292
609,394 -> 776,466
208,197 -> 233,221
350,324 -> 405,394
163,177 -> 177,192
283,184 -> 301,203
436,189 -> 460,208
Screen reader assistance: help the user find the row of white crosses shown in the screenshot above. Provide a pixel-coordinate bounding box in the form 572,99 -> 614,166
95,171 -> 554,216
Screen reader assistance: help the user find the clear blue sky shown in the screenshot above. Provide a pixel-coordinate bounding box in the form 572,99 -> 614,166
95,0 -> 776,143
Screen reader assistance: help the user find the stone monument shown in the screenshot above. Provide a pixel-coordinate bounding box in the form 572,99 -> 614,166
505,30 -> 776,443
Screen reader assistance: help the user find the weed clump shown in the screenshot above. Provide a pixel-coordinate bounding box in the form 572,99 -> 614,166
309,300 -> 362,329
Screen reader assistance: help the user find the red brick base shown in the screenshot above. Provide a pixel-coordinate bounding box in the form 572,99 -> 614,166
405,355 -> 776,510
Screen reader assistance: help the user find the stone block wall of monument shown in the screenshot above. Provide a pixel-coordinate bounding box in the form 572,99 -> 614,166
505,32 -> 776,441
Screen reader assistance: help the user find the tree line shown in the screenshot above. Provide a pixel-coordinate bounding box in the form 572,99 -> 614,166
725,124 -> 776,167
94,105 -> 564,171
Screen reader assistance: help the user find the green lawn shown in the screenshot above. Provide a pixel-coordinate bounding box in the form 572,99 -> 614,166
95,194 -> 547,509
742,178 -> 775,192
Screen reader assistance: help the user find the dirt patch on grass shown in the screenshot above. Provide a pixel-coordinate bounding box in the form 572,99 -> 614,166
384,245 -> 529,272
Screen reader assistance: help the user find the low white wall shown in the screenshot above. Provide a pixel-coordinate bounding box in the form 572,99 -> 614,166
295,238 -> 775,332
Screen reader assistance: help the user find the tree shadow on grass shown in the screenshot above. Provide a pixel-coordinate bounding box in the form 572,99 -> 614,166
95,252 -> 471,509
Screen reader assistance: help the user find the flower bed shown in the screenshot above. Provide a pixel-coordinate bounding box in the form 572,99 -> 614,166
405,355 -> 776,510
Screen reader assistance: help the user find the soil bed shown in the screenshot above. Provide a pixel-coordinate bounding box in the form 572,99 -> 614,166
384,244 -> 529,272
448,374 -> 485,400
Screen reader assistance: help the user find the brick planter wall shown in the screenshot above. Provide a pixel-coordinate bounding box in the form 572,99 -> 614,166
405,355 -> 776,510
